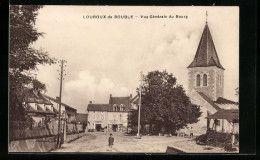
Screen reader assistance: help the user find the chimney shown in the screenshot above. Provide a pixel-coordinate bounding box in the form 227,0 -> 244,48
89,101 -> 92,104
110,94 -> 112,97
130,94 -> 132,98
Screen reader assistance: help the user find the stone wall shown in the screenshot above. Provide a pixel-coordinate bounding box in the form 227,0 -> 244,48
9,136 -> 56,152
215,68 -> 224,99
181,90 -> 218,135
188,66 -> 224,101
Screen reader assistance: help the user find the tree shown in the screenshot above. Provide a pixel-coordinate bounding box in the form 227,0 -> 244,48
9,5 -> 56,121
130,70 -> 202,134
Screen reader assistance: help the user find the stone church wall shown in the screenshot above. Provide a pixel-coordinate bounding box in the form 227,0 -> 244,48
188,67 -> 216,100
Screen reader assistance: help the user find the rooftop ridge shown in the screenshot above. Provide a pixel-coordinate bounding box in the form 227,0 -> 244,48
188,23 -> 224,70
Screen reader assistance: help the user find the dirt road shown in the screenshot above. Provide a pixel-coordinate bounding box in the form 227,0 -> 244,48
52,132 -> 186,153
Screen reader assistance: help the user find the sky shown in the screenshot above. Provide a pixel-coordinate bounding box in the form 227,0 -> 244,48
32,6 -> 239,113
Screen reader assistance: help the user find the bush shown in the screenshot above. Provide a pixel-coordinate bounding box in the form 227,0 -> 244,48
207,131 -> 232,148
195,134 -> 207,145
195,130 -> 232,148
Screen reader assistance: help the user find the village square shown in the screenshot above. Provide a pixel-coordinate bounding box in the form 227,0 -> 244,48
9,6 -> 239,153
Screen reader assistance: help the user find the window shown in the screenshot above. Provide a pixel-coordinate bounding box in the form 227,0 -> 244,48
203,74 -> 207,86
196,74 -> 200,86
119,104 -> 125,111
113,104 -> 117,111
214,119 -> 220,126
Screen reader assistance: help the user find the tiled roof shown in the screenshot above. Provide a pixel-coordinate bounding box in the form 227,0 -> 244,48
87,103 -> 132,112
187,24 -> 224,70
25,104 -> 56,115
109,96 -> 132,111
88,95 -> 135,112
215,97 -> 239,105
37,93 -> 52,105
197,92 -> 222,111
207,109 -> 239,120
24,88 -> 52,105
43,95 -> 77,111
109,96 -> 130,105
75,113 -> 88,123
87,104 -> 112,111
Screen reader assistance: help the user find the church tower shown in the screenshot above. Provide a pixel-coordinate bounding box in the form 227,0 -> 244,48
187,13 -> 224,101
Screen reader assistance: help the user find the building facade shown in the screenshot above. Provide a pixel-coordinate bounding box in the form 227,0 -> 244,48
87,94 -> 136,132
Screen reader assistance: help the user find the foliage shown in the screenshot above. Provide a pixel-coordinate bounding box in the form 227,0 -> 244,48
9,118 -> 35,130
9,5 -> 56,121
130,70 -> 202,133
207,131 -> 232,147
194,133 -> 207,145
195,130 -> 233,149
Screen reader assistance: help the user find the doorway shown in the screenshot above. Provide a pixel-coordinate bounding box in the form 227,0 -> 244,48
95,124 -> 102,132
112,124 -> 118,132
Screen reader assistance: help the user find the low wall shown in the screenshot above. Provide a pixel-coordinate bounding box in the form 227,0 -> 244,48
10,128 -> 53,141
9,136 -> 57,152
9,121 -> 84,152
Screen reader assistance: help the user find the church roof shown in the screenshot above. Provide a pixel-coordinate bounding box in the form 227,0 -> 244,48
215,97 -> 239,105
196,91 -> 222,111
188,23 -> 224,70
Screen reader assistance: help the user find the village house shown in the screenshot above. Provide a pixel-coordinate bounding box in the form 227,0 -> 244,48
181,20 -> 239,136
21,89 -> 80,132
22,88 -> 57,128
87,94 -> 137,132
43,95 -> 77,123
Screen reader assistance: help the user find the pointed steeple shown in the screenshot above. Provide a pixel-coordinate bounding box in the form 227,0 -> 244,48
187,18 -> 224,70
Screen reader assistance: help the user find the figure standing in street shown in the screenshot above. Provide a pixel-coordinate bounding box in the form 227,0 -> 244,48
108,133 -> 114,151
190,127 -> 194,139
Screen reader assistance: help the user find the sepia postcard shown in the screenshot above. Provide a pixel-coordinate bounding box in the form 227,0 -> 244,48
9,5 -> 239,153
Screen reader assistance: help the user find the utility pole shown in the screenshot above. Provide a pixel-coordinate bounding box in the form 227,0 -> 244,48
137,72 -> 143,139
57,59 -> 67,148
